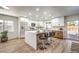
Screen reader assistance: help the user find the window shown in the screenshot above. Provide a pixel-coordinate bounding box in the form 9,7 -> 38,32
4,20 -> 14,32
67,21 -> 78,34
0,20 -> 3,33
67,20 -> 79,40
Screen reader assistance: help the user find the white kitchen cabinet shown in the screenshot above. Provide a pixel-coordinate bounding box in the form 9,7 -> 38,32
58,17 -> 64,26
51,17 -> 64,26
52,18 -> 59,26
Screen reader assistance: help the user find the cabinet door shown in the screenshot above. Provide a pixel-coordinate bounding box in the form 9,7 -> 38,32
52,17 -> 64,26
58,17 -> 64,26
52,18 -> 59,26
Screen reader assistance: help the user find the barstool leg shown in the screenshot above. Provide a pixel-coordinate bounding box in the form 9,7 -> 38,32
43,40 -> 45,53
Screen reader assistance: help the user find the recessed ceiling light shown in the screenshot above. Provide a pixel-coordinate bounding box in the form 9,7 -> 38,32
28,12 -> 32,15
52,16 -> 54,18
35,15 -> 39,18
40,17 -> 43,19
45,17 -> 47,19
49,14 -> 51,17
43,11 -> 47,15
30,17 -> 32,19
36,8 -> 39,11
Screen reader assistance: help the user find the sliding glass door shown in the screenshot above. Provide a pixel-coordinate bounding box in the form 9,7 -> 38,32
67,20 -> 79,40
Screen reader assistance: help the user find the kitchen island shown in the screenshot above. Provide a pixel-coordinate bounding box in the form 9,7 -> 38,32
25,30 -> 47,50
25,31 -> 37,50
25,30 -> 64,50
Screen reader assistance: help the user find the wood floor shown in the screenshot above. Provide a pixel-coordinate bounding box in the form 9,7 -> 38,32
0,38 -> 72,53
0,39 -> 35,53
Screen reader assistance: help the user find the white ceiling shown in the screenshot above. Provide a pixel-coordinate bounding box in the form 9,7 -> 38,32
1,6 -> 79,21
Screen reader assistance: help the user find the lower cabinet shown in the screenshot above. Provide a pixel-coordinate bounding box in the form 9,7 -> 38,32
53,31 -> 63,39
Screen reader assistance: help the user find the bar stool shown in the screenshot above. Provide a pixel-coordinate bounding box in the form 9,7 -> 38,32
45,32 -> 52,45
39,33 -> 47,50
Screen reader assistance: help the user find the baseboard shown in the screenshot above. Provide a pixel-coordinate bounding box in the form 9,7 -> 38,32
64,38 -> 79,41
18,37 -> 25,39
8,37 -> 19,40
9,37 -> 25,40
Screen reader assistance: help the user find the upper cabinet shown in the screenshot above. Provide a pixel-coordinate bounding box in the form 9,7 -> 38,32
51,17 -> 64,26
58,17 -> 64,26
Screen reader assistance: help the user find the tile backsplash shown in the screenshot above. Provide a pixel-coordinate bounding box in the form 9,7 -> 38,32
52,26 -> 64,31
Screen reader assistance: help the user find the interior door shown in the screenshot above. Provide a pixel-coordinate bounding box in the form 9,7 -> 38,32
67,20 -> 79,40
